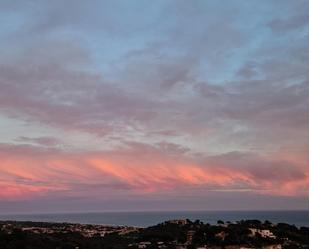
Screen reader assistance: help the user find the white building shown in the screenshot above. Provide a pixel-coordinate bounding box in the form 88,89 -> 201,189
249,228 -> 276,239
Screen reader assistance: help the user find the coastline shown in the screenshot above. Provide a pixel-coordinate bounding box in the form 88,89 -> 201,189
1,218 -> 308,248
1,210 -> 308,228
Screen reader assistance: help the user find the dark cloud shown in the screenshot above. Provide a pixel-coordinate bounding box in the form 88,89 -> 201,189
268,0 -> 309,33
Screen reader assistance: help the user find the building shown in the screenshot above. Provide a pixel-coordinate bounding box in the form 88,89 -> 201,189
175,245 -> 187,249
187,230 -> 195,243
138,241 -> 151,248
215,231 -> 227,241
249,228 -> 276,239
262,245 -> 282,249
166,219 -> 188,226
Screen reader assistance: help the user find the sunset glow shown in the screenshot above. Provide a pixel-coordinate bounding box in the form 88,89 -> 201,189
1,0 -> 309,213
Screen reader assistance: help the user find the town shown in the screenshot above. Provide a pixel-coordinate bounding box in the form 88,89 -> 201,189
1,219 -> 309,249
0,220 -> 139,238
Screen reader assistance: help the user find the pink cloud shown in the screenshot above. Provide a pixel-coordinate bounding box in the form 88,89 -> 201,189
0,143 -> 308,201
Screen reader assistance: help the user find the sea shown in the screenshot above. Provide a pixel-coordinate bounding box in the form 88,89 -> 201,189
0,210 -> 308,228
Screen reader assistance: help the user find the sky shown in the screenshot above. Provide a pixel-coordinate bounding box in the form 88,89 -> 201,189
0,0 -> 309,213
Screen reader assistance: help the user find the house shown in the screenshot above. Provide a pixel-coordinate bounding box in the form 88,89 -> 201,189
262,245 -> 282,249
175,245 -> 187,249
166,219 -> 188,226
215,231 -> 227,240
187,230 -> 195,242
138,241 -> 152,248
225,246 -> 241,249
249,228 -> 276,239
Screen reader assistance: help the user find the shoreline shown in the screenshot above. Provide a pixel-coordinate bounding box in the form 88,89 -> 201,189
1,210 -> 308,228
1,219 -> 308,248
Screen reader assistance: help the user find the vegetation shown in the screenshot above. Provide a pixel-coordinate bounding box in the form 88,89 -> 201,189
1,219 -> 309,249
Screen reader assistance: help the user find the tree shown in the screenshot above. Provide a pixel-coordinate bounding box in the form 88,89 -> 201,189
217,220 -> 224,225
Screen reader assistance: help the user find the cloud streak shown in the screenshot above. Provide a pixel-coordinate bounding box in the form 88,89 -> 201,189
0,0 -> 309,210
1,143 -> 308,202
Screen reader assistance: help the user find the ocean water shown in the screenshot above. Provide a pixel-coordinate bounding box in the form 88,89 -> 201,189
0,210 -> 308,228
